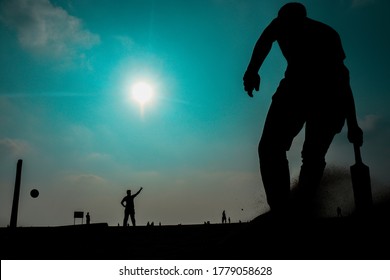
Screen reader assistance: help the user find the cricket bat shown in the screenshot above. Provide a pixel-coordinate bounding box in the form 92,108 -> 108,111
350,143 -> 373,216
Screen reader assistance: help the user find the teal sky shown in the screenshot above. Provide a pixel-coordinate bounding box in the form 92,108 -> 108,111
1,0 -> 389,227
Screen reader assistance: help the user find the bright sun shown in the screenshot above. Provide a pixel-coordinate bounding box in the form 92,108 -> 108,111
131,81 -> 154,106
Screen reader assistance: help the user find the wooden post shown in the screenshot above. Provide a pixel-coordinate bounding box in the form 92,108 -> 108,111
10,159 -> 23,228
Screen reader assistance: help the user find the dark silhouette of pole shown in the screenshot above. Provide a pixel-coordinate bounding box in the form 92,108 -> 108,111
10,159 -> 23,228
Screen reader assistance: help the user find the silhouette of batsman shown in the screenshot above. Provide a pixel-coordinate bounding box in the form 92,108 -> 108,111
243,3 -> 363,217
121,187 -> 143,226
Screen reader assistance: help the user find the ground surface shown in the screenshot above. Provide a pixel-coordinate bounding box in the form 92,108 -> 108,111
2,209 -> 390,260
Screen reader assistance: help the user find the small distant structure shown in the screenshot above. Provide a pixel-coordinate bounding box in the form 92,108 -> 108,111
74,211 -> 84,225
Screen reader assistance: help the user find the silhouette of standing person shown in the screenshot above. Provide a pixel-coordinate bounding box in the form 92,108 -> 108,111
121,187 -> 143,226
86,212 -> 90,225
243,3 -> 363,218
222,210 -> 227,224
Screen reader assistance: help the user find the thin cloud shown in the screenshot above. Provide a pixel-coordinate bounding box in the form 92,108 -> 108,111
359,114 -> 381,132
85,152 -> 112,162
114,35 -> 135,51
0,0 -> 100,60
66,174 -> 107,187
0,138 -> 30,158
351,0 -> 375,8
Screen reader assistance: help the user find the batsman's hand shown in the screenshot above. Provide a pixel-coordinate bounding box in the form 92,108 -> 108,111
348,124 -> 363,146
243,71 -> 260,97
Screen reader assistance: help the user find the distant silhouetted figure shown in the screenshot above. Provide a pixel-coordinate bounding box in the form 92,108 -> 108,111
228,217 -> 231,224
222,210 -> 227,224
337,207 -> 343,217
243,3 -> 363,218
121,187 -> 143,226
86,212 -> 90,225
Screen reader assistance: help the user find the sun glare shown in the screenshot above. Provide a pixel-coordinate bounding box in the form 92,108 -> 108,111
132,81 -> 153,106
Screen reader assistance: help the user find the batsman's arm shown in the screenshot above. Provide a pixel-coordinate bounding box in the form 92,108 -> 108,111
246,29 -> 273,74
342,66 -> 363,146
244,19 -> 277,96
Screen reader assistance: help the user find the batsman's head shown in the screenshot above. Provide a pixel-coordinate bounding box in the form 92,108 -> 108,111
278,2 -> 307,21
